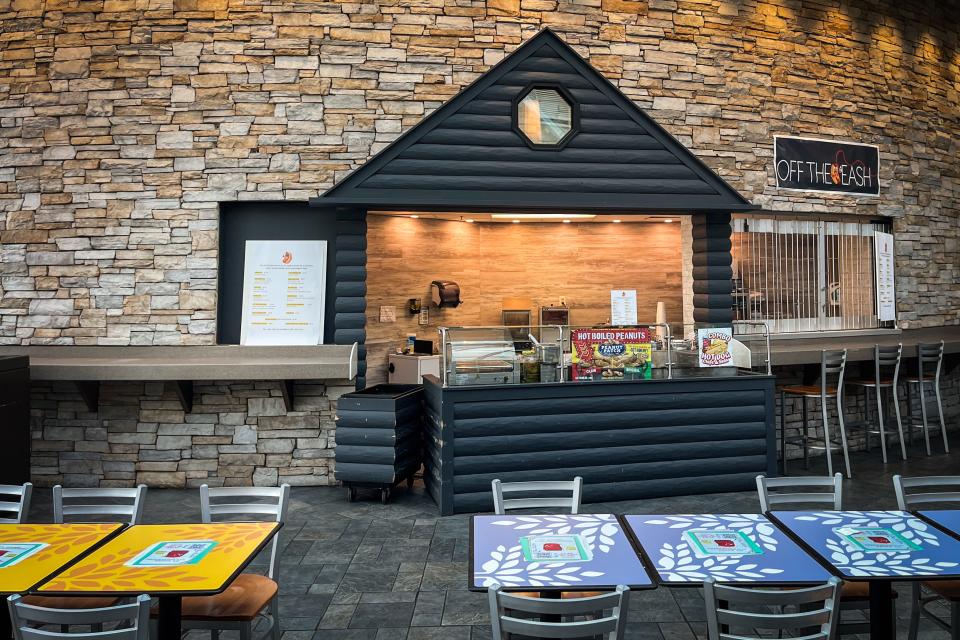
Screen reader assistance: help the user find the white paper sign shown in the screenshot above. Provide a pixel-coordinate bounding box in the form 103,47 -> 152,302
874,231 -> 896,322
610,290 -> 638,326
240,240 -> 327,345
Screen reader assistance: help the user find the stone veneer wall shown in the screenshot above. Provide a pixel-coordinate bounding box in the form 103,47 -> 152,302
0,0 -> 958,486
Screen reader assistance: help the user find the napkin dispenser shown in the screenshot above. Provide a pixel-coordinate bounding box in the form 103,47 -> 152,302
430,280 -> 462,308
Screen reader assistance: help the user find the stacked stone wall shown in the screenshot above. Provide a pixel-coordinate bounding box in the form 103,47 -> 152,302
0,0 -> 958,485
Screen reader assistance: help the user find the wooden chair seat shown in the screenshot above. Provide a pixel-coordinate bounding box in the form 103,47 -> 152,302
903,374 -> 936,383
781,385 -> 839,397
509,590 -> 606,599
839,580 -> 897,600
925,579 -> 960,600
845,377 -> 895,388
174,574 -> 277,622
20,595 -> 121,609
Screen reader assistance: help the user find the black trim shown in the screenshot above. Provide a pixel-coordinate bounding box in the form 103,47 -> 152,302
511,83 -> 580,151
32,522 -> 283,597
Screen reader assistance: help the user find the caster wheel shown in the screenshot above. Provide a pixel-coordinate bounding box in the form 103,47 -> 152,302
381,488 -> 390,504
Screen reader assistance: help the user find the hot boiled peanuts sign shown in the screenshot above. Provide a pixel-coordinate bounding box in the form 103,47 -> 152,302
774,136 -> 880,196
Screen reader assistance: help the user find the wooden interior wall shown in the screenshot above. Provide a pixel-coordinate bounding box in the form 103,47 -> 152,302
366,215 -> 684,385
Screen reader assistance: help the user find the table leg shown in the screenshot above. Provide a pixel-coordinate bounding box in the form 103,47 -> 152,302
157,594 -> 182,640
869,581 -> 894,640
0,604 -> 10,639
540,590 -> 562,623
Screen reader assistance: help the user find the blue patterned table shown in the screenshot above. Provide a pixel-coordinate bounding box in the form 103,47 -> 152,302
770,510 -> 960,640
623,513 -> 832,585
916,510 -> 960,540
469,514 -> 654,592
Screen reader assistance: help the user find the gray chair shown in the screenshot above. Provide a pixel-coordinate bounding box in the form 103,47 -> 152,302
904,341 -> 949,455
176,484 -> 290,640
755,473 -> 891,636
704,577 -> 842,640
53,485 -> 147,524
491,477 -> 583,515
8,593 -> 151,640
779,349 -> 852,478
488,583 -> 629,640
846,343 -> 907,463
0,483 -> 32,523
893,474 -> 960,640
756,473 -> 843,512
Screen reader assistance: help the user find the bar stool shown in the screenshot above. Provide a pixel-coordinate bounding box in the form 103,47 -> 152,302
780,349 -> 852,478
845,344 -> 907,463
904,340 -> 949,455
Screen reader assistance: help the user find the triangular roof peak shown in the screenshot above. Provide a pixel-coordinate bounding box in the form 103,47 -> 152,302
312,28 -> 753,213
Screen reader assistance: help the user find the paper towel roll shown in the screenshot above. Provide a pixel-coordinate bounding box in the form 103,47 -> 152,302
655,301 -> 666,342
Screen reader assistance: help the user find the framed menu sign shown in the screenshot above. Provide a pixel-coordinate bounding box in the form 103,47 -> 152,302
874,231 -> 896,322
774,136 -> 880,196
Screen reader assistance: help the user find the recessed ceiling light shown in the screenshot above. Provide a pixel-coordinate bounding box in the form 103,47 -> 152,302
562,219 -> 571,224
410,215 -> 419,219
491,214 -> 596,220
612,219 -> 622,223
464,218 -> 474,223
512,219 -> 520,224
663,218 -> 673,223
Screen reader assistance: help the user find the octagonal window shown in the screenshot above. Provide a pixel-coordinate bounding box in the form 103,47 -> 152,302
517,88 -> 573,146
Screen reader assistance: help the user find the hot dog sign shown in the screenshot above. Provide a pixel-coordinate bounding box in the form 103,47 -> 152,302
697,327 -> 733,367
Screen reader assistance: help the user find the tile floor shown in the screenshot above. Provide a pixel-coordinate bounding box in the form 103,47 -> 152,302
25,446 -> 960,639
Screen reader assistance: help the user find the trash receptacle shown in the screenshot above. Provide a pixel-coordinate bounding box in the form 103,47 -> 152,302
334,384 -> 423,504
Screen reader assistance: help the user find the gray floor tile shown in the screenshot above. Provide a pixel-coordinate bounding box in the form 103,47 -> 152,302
349,602 -> 415,628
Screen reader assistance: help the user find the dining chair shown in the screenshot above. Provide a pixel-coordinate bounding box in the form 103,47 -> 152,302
174,484 -> 290,640
756,474 -> 843,512
893,474 -> 960,640
22,485 -> 148,617
8,593 -> 151,639
845,343 -> 907,463
755,473 -> 893,636
53,484 -> 147,524
903,341 -> 949,456
0,482 -> 32,523
491,477 -> 583,515
488,583 -> 630,640
704,577 -> 842,640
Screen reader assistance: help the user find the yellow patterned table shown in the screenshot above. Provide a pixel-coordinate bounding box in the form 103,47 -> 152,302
36,522 -> 281,639
0,523 -> 123,636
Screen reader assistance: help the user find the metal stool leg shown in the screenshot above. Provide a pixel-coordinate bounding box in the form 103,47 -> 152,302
935,381 -> 949,454
892,385 -> 907,460
802,397 -> 810,470
906,381 -> 914,447
820,395 -> 835,477
780,389 -> 787,475
919,381 -> 932,456
864,386 -> 873,453
875,384 -> 888,464
836,390 -> 852,478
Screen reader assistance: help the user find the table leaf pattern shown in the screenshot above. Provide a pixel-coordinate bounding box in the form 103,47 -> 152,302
476,515 -> 619,587
40,523 -> 277,594
792,511 -> 960,577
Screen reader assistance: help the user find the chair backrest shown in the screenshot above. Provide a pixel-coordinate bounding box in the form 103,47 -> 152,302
893,475 -> 960,510
821,349 -> 846,389
0,483 -> 32,524
756,474 -> 843,512
874,343 -> 901,382
491,477 -> 583,515
917,341 -> 944,379
53,485 -> 147,525
200,484 -> 290,580
704,577 -> 841,640
488,584 -> 629,640
8,593 -> 150,640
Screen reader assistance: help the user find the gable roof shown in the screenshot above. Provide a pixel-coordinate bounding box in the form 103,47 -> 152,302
311,28 -> 754,213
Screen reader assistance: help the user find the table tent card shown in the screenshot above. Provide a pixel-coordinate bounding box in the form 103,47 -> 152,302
126,541 -> 218,567
0,543 -> 47,569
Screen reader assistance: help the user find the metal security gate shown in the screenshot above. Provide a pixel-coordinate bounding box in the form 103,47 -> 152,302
732,215 -> 893,333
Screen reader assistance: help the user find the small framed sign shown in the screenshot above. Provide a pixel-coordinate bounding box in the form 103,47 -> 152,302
126,541 -> 218,567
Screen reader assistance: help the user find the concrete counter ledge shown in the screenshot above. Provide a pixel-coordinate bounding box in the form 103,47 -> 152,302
768,326 -> 960,367
0,344 -> 359,413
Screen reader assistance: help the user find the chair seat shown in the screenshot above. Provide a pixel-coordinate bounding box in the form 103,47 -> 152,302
781,385 -> 838,397
839,581 -> 898,600
20,595 -> 121,609
508,590 -> 606,599
845,377 -> 895,388
174,574 -> 277,622
925,579 -> 960,600
903,375 -> 936,383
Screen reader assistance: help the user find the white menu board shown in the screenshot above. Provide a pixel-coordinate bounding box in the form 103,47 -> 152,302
240,240 -> 326,345
610,289 -> 638,326
874,231 -> 896,322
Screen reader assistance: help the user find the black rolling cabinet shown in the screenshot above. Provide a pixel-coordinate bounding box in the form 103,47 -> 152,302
0,357 -> 30,484
334,384 -> 424,503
